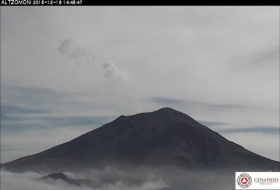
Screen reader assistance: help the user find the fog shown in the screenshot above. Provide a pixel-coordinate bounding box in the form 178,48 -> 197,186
1,170 -> 167,190
1,166 -> 235,190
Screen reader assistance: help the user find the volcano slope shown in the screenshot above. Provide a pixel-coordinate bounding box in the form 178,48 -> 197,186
1,108 -> 279,190
1,107 -> 279,173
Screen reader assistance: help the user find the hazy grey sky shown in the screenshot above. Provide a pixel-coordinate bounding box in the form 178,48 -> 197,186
1,6 -> 279,162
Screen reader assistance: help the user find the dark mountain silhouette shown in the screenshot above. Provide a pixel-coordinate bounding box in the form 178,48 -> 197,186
38,172 -> 153,189
1,107 -> 279,173
38,173 -> 91,187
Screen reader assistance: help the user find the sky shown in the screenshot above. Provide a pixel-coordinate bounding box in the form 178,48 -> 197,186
0,6 -> 279,163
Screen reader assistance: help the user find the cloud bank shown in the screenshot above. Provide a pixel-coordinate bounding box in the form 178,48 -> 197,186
1,166 -> 237,190
1,170 -> 168,190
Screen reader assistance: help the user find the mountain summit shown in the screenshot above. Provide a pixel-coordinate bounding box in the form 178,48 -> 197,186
1,107 -> 279,173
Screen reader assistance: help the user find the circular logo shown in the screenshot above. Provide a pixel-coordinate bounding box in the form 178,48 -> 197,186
237,173 -> 252,188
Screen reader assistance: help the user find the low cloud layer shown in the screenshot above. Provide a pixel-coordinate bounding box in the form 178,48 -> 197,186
1,170 -> 168,190
1,166 -> 237,190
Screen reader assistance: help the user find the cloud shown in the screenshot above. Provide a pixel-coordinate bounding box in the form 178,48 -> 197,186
217,126 -> 279,135
58,39 -> 87,65
148,95 -> 278,127
102,62 -> 129,81
222,132 -> 280,162
58,39 -> 129,82
0,85 -> 116,163
1,104 -> 49,116
1,85 -> 112,118
149,97 -> 184,106
0,167 -> 239,190
0,170 -> 168,190
1,85 -> 66,111
198,121 -> 229,128
1,115 -> 112,131
0,103 -> 113,163
1,164 -> 241,190
149,96 -> 250,112
39,116 -> 112,127
1,171 -> 91,190
1,126 -> 96,163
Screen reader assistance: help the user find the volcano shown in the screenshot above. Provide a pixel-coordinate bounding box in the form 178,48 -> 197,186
1,107 -> 279,173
